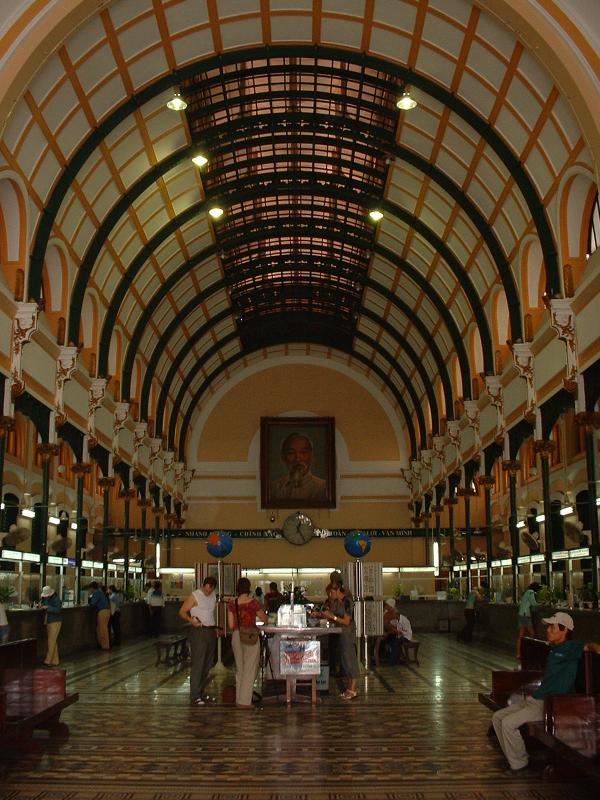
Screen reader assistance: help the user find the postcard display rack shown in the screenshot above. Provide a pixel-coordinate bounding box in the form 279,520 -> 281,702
341,560 -> 384,666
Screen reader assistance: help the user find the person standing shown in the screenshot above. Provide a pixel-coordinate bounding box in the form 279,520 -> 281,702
108,584 -> 122,646
178,576 -> 219,706
0,600 -> 9,643
493,612 -> 600,775
321,583 -> 359,699
40,585 -> 62,665
458,587 -> 482,644
516,582 -> 539,662
146,580 -> 165,636
88,581 -> 111,650
227,577 -> 268,708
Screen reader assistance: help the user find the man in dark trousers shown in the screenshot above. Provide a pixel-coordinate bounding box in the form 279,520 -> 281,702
492,611 -> 600,775
178,576 -> 219,706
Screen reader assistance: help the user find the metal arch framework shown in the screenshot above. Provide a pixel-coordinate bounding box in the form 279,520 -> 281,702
175,343 -> 420,461
65,130 -> 521,353
165,323 -> 429,454
150,300 -> 454,445
127,242 -> 471,424
101,186 -> 492,379
27,45 -> 559,306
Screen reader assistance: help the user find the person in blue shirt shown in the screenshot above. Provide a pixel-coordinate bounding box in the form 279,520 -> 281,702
40,585 -> 62,665
493,611 -> 600,775
516,582 -> 539,662
108,585 -> 122,646
88,581 -> 111,650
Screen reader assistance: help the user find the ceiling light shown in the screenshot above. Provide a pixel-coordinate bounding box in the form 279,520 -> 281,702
48,515 -> 61,525
191,153 -> 208,168
396,91 -> 417,110
535,513 -> 545,523
516,520 -> 525,529
559,505 -> 574,516
70,522 -> 78,530
369,210 -> 384,222
166,92 -> 187,111
22,508 -> 35,518
208,206 -> 224,219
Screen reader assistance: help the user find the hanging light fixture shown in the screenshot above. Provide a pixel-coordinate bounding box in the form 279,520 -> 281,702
208,206 -> 224,219
191,152 -> 208,168
166,91 -> 187,111
396,90 -> 417,110
369,210 -> 384,222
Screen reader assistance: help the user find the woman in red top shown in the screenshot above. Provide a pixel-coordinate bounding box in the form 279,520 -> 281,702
227,577 -> 268,707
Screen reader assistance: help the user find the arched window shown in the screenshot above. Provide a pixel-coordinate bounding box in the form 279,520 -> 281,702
587,191 -> 600,258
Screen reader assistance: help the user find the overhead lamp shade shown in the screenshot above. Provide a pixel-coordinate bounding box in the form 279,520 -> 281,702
208,206 -> 224,219
396,92 -> 417,110
369,210 -> 384,222
191,153 -> 208,167
166,92 -> 187,111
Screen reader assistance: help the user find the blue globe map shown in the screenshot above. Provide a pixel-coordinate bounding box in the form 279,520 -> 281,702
206,530 -> 233,558
344,530 -> 372,558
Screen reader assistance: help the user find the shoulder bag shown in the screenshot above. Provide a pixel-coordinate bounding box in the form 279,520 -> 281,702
235,599 -> 259,646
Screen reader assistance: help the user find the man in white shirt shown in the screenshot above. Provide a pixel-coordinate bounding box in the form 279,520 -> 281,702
178,576 -> 218,706
383,598 -> 413,665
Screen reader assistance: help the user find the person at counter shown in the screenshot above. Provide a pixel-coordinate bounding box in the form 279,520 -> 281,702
40,585 -> 62,665
516,582 -> 539,663
227,577 -> 268,708
493,612 -> 600,775
108,585 -> 122,646
0,599 -> 9,643
264,581 -> 282,613
179,575 -> 219,706
88,581 -> 111,650
320,583 -> 359,700
146,580 -> 165,637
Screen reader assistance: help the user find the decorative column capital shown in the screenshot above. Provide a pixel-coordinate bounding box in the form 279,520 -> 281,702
501,459 -> 521,475
71,461 -> 92,476
477,475 -> 496,489
0,416 -> 15,436
36,442 -> 59,461
575,412 -> 600,432
533,439 -> 556,458
98,477 -> 116,490
118,487 -> 137,499
446,420 -> 461,449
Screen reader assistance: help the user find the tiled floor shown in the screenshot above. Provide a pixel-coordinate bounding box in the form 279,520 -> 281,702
0,634 -> 596,799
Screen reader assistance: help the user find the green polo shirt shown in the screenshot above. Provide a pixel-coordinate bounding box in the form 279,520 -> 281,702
532,639 -> 584,699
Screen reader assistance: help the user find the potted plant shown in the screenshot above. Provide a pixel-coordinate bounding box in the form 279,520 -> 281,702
447,579 -> 460,599
536,584 -> 558,606
0,584 -> 16,606
581,583 -> 597,609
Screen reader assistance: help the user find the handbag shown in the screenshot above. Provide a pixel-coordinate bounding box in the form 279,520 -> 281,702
235,599 -> 259,646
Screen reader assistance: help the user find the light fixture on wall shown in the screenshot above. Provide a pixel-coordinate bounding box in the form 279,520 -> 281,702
166,91 -> 187,111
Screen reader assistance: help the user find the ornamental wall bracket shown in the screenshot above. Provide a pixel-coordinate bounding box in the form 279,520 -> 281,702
112,402 -> 130,456
54,345 -> 79,426
10,302 -> 40,404
182,468 -> 195,494
132,422 -> 148,466
547,297 -> 579,394
462,400 -> 481,450
87,378 -> 107,441
509,342 -> 537,422
446,419 -> 461,451
484,375 -> 505,443
148,437 -> 163,464
162,450 -> 175,473
575,411 -> 600,433
173,461 -> 184,482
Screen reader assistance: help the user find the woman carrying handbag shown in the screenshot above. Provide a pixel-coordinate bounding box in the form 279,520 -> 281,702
227,577 -> 268,707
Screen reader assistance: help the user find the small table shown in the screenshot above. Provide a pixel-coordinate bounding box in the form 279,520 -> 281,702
261,625 -> 341,705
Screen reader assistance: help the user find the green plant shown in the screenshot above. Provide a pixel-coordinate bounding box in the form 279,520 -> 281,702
536,585 -> 559,605
0,584 -> 16,605
393,582 -> 404,598
123,585 -> 136,601
447,579 -> 460,599
581,583 -> 597,603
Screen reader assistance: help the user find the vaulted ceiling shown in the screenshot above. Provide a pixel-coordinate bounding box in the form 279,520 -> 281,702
2,0 -> 597,463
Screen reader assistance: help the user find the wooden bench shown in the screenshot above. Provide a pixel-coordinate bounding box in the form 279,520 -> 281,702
0,667 -> 79,751
0,637 -> 38,669
154,635 -> 189,665
478,637 -> 547,711
402,640 -> 420,665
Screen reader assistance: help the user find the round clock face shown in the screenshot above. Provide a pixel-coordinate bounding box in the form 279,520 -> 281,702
282,512 -> 314,545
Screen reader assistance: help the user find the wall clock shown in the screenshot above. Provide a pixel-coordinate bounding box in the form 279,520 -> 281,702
282,512 -> 314,545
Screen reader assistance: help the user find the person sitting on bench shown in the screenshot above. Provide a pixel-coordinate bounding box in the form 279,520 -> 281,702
383,599 -> 413,665
492,612 -> 600,776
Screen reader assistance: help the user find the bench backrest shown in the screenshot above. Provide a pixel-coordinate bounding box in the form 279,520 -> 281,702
521,637 -> 549,670
544,694 -> 599,760
0,638 -> 37,670
1,668 -> 67,700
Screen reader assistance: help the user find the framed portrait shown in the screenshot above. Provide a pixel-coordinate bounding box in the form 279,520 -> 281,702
260,417 -> 336,509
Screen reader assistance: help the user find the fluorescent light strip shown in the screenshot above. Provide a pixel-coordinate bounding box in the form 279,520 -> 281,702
21,508 -> 35,518
559,506 -> 574,516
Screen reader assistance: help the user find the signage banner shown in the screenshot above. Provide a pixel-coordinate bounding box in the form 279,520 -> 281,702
171,527 -> 487,539
280,639 -> 321,676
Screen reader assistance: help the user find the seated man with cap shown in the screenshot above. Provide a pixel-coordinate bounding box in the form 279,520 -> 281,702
383,599 -> 413,665
492,611 -> 600,776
